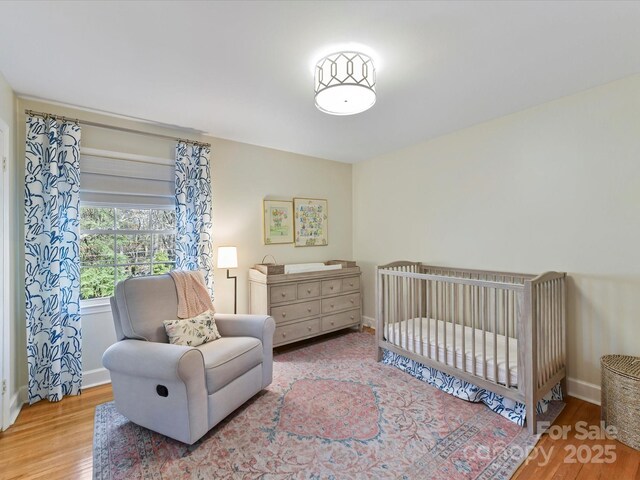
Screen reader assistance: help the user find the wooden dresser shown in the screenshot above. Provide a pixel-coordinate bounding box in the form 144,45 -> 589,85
248,263 -> 362,347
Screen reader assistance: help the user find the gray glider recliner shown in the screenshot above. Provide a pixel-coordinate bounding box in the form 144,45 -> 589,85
102,274 -> 276,444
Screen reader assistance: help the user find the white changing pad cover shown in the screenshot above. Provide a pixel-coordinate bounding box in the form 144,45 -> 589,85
284,263 -> 342,274
389,318 -> 518,386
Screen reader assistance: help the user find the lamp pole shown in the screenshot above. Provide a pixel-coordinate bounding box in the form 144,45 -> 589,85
226,269 -> 237,314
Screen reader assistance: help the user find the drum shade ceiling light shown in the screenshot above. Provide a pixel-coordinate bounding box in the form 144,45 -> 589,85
314,51 -> 376,115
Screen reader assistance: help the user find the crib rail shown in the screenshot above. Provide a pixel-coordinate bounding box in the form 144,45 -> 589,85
421,264 -> 534,286
376,262 -> 567,420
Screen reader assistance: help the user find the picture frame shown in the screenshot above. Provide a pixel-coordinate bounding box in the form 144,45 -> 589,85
263,200 -> 294,244
293,197 -> 328,247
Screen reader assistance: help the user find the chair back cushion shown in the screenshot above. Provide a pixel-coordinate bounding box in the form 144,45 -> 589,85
114,274 -> 179,342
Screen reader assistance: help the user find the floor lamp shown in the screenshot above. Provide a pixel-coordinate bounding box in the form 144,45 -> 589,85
217,246 -> 238,314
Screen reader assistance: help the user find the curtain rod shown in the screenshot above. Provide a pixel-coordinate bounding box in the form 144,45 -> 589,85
24,109 -> 211,148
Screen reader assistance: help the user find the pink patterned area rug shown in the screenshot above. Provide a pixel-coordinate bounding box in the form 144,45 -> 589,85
93,332 -> 563,479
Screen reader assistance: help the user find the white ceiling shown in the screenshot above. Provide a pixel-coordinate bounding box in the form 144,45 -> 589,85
1,1 -> 639,163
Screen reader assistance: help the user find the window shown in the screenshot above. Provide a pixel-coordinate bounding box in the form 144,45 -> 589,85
80,206 -> 176,300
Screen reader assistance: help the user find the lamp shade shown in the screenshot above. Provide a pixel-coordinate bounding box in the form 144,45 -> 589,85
217,246 -> 238,269
314,51 -> 376,115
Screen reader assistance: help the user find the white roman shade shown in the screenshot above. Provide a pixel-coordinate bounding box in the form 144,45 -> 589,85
79,148 -> 175,207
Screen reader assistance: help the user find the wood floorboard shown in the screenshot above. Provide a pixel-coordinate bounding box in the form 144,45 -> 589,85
0,382 -> 638,479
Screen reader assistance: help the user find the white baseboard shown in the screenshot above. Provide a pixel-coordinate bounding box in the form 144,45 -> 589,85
567,377 -> 600,405
83,368 -> 111,389
362,315 -> 376,328
6,368 -> 110,427
8,385 -> 27,426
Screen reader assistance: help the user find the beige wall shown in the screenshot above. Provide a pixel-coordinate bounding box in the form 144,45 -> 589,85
14,98 -> 352,387
353,74 -> 640,394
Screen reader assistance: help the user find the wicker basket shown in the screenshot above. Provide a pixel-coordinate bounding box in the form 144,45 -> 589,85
601,354 -> 640,450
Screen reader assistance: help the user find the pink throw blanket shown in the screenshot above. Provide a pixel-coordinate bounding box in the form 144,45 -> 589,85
169,270 -> 215,319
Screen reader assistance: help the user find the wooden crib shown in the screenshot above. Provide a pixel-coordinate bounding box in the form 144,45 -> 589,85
376,261 -> 567,433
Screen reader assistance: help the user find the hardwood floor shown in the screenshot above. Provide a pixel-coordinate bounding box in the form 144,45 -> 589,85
0,384 -> 113,480
513,395 -> 639,479
0,384 -> 638,479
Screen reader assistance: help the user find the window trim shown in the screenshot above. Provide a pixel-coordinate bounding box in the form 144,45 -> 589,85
80,296 -> 112,314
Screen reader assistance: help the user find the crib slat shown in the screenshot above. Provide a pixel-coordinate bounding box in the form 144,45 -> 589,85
540,284 -> 546,388
547,281 -> 552,378
411,270 -> 416,353
389,272 -> 393,346
453,283 -> 457,369
483,287 -> 487,380
435,281 -> 440,363
553,278 -> 560,374
404,271 -> 409,352
461,284 -> 466,374
384,273 -> 389,346
554,281 -> 557,375
546,283 -> 552,383
443,281 -> 448,366
426,279 -> 431,360
493,288 -> 498,385
504,289 -> 510,389
388,273 -> 392,346
393,274 -> 398,347
418,274 -> 423,357
538,284 -> 543,388
543,284 -> 548,387
535,285 -> 544,388
556,279 -> 561,374
552,279 -> 556,375
472,285 -> 477,377
555,280 -> 560,374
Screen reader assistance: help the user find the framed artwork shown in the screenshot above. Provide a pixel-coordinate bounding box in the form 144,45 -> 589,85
263,200 -> 293,244
294,197 -> 328,247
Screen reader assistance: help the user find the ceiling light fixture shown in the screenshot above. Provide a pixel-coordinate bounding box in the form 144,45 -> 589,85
314,51 -> 376,116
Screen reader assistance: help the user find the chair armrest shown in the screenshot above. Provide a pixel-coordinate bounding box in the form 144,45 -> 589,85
102,339 -> 204,382
214,314 -> 275,341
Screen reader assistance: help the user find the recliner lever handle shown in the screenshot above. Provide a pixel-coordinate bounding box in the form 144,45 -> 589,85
156,385 -> 169,397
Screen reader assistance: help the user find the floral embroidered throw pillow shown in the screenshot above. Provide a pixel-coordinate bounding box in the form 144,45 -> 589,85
163,310 -> 221,347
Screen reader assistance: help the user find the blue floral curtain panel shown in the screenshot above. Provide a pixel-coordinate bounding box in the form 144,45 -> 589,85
175,141 -> 213,297
24,115 -> 82,403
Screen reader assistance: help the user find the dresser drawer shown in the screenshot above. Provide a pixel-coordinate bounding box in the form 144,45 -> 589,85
321,292 -> 360,313
275,318 -> 322,346
271,300 -> 321,323
322,279 -> 342,295
322,309 -> 360,331
342,276 -> 360,292
270,284 -> 297,304
297,281 -> 321,300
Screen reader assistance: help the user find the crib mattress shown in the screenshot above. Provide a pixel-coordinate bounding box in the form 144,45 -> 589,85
388,318 -> 518,386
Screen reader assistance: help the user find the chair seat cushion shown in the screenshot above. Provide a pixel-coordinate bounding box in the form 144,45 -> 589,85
196,337 -> 263,394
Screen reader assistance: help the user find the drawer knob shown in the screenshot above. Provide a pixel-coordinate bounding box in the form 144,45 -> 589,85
350,315 -> 355,320
307,307 -> 312,312
330,304 -> 334,308
330,285 -> 334,290
349,282 -> 354,287
282,332 -> 286,337
350,298 -> 354,304
282,312 -> 286,318
308,326 -> 312,331
281,292 -> 286,297
330,321 -> 335,326
307,288 -> 312,294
